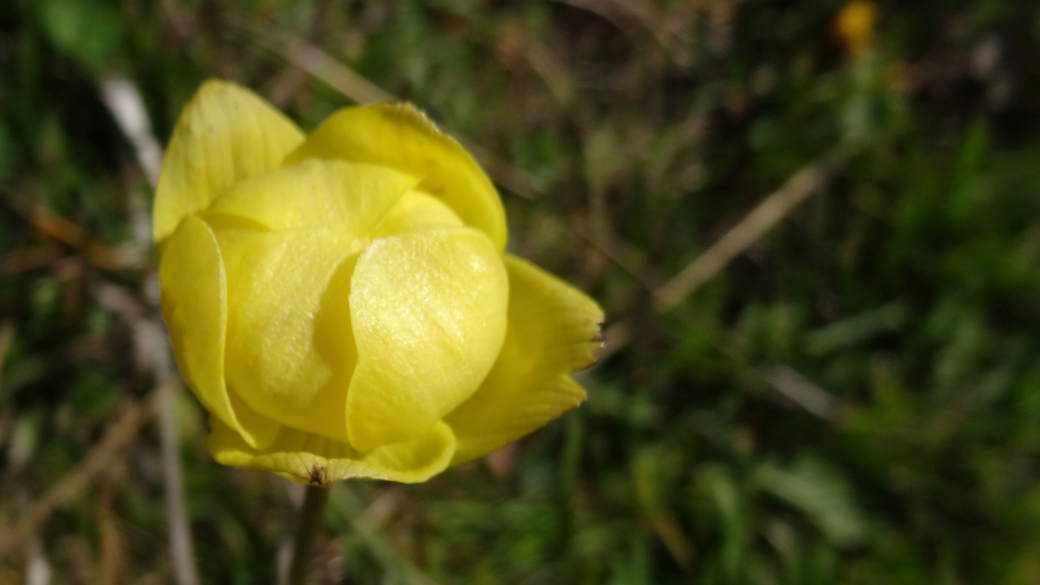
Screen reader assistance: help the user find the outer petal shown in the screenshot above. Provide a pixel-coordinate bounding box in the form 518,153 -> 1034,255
347,228 -> 508,451
206,417 -> 457,485
214,226 -> 358,443
206,159 -> 419,237
285,103 -> 507,251
445,255 -> 604,465
153,80 -> 305,244
158,215 -> 280,449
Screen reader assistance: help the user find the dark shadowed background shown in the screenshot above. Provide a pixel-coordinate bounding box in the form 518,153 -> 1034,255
3,0 -> 1040,583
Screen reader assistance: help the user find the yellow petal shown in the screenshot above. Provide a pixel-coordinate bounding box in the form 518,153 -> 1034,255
206,417 -> 456,484
285,103 -> 507,251
445,255 -> 603,465
347,228 -> 508,451
153,80 -> 304,245
158,215 -> 280,449
214,226 -> 358,443
206,159 -> 419,237
371,190 -> 465,238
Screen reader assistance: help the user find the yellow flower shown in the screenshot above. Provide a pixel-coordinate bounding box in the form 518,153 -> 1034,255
154,80 -> 603,485
833,1 -> 877,56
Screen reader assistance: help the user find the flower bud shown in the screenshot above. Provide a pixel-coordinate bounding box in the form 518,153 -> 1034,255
155,81 -> 602,484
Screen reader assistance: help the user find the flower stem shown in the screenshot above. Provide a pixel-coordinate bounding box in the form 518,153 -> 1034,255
288,485 -> 329,585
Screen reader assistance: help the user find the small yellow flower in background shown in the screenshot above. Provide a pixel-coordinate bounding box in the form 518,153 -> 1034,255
833,1 -> 878,56
154,80 -> 603,485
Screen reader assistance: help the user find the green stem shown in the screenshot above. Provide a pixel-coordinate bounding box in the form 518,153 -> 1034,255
288,485 -> 329,585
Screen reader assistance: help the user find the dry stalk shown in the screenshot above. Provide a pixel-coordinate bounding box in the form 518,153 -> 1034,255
653,165 -> 828,312
99,77 -> 200,585
0,391 -> 161,558
274,34 -> 393,105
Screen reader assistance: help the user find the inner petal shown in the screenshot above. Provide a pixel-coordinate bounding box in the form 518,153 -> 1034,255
346,227 -> 508,451
214,225 -> 359,442
205,158 -> 419,237
371,189 -> 464,239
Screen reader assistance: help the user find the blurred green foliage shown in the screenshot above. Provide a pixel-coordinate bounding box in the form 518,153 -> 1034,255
5,0 -> 1040,583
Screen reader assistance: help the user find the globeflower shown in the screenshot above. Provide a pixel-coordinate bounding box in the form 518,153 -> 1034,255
154,80 -> 603,485
833,1 -> 877,55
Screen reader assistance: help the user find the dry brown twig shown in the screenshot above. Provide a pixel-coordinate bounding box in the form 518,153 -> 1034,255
591,162 -> 840,423
0,191 -> 146,272
0,391 -> 162,559
0,195 -> 84,248
0,245 -> 64,277
275,33 -> 394,105
653,164 -> 828,312
592,164 -> 829,362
